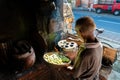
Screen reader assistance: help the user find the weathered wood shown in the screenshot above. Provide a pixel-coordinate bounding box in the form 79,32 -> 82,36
102,46 -> 117,67
103,46 -> 117,63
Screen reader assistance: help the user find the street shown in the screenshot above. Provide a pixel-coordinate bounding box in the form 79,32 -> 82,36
73,10 -> 120,33
72,10 -> 120,48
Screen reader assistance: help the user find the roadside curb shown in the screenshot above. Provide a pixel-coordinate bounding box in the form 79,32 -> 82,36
72,7 -> 89,11
72,7 -> 96,12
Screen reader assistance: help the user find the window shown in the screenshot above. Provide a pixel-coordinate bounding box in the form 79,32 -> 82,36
116,0 -> 120,3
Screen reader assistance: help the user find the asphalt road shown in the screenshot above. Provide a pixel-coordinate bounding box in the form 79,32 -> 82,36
72,10 -> 120,48
73,10 -> 120,34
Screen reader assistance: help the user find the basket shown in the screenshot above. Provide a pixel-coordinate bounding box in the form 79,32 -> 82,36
43,52 -> 71,68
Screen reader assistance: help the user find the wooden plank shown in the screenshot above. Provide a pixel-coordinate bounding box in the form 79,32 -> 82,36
103,46 -> 117,63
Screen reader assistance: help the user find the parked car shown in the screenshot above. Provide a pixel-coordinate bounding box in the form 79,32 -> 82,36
93,0 -> 120,15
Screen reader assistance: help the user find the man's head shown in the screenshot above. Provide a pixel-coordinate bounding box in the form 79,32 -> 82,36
75,16 -> 96,42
